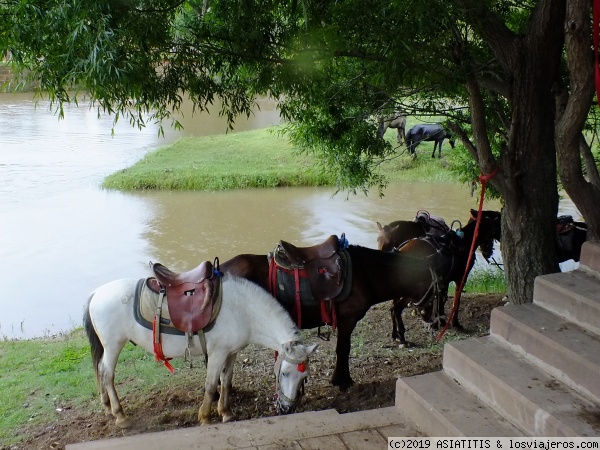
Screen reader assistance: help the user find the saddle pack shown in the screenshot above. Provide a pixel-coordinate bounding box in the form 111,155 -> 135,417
134,258 -> 222,372
556,215 -> 577,256
556,215 -> 575,235
268,234 -> 352,331
415,210 -> 450,237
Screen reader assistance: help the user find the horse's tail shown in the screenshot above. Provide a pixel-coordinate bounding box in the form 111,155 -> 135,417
83,294 -> 104,386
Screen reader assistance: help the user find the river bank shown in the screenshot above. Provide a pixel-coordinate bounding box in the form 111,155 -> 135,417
102,126 -> 457,190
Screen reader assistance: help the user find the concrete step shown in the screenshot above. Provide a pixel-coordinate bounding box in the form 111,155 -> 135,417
443,336 -> 600,436
490,303 -> 600,404
395,371 -> 524,437
534,270 -> 600,336
66,407 -> 421,449
580,241 -> 600,275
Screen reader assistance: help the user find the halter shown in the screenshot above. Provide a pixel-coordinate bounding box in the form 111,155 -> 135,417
273,342 -> 308,409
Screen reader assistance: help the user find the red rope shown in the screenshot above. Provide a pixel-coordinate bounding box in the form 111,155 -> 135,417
594,0 -> 600,108
436,167 -> 498,342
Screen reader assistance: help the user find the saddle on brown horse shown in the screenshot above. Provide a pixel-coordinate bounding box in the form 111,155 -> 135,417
268,234 -> 352,330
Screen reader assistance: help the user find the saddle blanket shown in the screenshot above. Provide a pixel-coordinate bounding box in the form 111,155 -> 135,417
272,249 -> 353,307
132,278 -> 186,336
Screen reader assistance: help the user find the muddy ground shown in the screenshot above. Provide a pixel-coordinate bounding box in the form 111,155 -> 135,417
8,293 -> 505,450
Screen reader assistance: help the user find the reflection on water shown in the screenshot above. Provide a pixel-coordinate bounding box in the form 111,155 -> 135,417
0,93 -> 582,339
136,183 -> 502,270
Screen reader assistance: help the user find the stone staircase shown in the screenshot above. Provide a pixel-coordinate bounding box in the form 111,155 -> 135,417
396,241 -> 600,437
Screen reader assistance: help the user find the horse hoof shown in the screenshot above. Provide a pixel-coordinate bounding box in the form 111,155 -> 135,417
398,342 -> 406,349
222,414 -> 236,423
116,417 -> 132,429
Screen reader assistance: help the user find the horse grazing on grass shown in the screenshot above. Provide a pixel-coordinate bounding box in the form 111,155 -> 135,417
376,214 -> 497,346
470,209 -> 588,263
405,123 -> 455,158
377,111 -> 407,144
221,238 -> 437,390
84,267 -> 317,428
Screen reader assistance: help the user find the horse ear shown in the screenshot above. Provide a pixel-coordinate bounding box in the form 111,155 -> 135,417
391,225 -> 400,234
377,222 -> 383,231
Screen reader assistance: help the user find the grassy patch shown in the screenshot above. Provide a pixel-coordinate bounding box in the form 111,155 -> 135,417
449,266 -> 506,295
0,330 -> 210,446
103,129 -> 334,190
103,124 -> 459,191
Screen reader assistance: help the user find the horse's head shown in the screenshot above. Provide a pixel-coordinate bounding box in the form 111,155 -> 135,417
274,341 -> 318,414
376,221 -> 400,251
470,209 -> 502,242
471,214 -> 499,262
446,131 -> 456,149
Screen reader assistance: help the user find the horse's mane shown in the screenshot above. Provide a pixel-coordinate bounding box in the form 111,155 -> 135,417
224,275 -> 301,341
347,244 -> 416,266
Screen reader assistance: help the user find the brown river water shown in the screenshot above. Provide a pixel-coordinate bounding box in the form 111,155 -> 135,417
0,93 -> 578,339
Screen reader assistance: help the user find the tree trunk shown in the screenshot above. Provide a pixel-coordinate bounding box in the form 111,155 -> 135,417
463,0 -> 565,303
500,70 -> 561,302
556,0 -> 600,244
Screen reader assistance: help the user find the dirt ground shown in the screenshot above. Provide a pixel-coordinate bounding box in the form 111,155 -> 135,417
8,293 -> 505,450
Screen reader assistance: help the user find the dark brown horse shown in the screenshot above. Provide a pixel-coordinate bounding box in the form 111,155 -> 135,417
377,213 -> 498,346
220,242 -> 435,390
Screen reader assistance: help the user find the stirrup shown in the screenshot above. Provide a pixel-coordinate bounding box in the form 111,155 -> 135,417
317,324 -> 333,341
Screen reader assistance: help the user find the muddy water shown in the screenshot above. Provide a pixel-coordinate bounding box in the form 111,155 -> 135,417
0,93 -> 578,339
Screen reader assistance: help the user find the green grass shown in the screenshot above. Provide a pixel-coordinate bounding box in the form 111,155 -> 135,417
102,125 -> 458,190
0,330 -> 210,445
450,265 -> 506,295
103,128 -> 334,190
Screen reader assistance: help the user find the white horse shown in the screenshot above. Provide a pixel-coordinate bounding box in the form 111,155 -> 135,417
83,274 -> 317,428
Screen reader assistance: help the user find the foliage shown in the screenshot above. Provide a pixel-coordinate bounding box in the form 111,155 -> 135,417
0,0 -> 503,190
3,0 -> 600,302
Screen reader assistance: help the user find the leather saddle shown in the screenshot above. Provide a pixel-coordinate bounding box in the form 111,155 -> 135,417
151,259 -> 222,333
272,234 -> 349,302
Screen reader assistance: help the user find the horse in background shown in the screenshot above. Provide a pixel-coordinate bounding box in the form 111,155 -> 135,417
470,209 -> 588,263
377,111 -> 407,144
376,211 -> 450,252
405,123 -> 455,158
376,212 -> 498,346
556,216 -> 588,262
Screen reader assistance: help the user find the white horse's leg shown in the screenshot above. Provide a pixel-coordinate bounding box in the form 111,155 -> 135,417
99,341 -> 131,428
218,353 -> 238,423
198,351 -> 228,425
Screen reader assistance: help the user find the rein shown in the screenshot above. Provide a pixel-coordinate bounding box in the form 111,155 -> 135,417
437,167 -> 498,342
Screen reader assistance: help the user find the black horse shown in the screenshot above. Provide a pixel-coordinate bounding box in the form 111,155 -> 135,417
385,216 -> 498,346
405,123 -> 455,158
470,210 -> 588,263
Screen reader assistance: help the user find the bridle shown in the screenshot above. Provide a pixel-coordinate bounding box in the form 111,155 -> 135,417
273,343 -> 308,411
